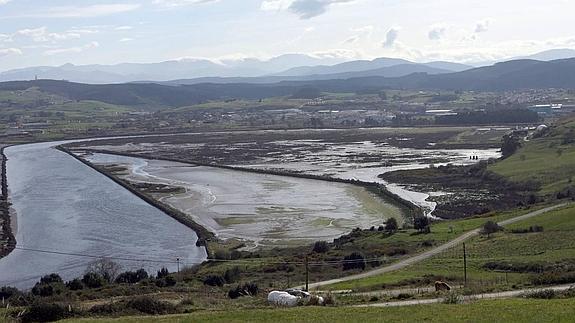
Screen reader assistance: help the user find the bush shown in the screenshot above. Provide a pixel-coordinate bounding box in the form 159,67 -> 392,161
385,218 -> 398,233
115,269 -> 149,284
157,267 -> 169,279
442,291 -> 463,304
342,252 -> 366,271
22,302 -> 69,323
81,272 -> 107,289
155,275 -> 177,287
66,278 -> 84,291
227,282 -> 259,299
312,241 -> 330,253
126,296 -> 176,315
224,267 -> 241,284
0,286 -> 20,299
482,221 -> 502,237
203,275 -> 225,287
413,217 -> 430,233
524,289 -> 557,299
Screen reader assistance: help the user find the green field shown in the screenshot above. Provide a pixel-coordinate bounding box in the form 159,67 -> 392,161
326,204 -> 575,292
62,298 -> 575,323
490,118 -> 575,194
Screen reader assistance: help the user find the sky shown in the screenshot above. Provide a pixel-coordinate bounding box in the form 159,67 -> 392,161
0,0 -> 574,71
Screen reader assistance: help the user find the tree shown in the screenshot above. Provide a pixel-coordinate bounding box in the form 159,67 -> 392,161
385,218 -> 399,233
482,221 -> 502,238
501,134 -> 521,159
81,272 -> 107,288
312,241 -> 330,253
343,252 -> 366,271
85,258 -> 121,283
414,217 -> 430,233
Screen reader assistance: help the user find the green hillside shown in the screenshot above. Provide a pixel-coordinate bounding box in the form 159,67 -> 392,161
490,118 -> 575,195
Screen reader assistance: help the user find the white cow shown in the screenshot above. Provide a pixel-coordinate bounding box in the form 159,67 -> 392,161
268,291 -> 300,307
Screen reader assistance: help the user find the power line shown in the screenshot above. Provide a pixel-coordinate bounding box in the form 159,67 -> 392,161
8,245 -> 388,266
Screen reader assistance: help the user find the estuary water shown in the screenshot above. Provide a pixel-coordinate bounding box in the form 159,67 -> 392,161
0,141 -> 207,289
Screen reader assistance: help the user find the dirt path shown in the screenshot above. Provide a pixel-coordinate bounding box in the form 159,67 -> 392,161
355,284 -> 575,307
304,203 -> 569,290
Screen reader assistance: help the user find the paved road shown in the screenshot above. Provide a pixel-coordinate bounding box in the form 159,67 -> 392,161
355,284 -> 575,307
303,203 -> 569,290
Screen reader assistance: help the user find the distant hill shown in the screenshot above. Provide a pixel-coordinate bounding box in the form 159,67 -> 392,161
0,55 -> 470,85
0,54 -> 347,84
2,58 -> 574,109
157,63 -> 451,86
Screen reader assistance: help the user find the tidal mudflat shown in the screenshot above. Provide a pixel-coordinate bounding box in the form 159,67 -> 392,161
85,153 -> 405,249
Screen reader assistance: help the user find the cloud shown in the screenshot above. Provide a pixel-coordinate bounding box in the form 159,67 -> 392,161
428,25 -> 446,41
9,4 -> 141,18
115,26 -> 133,30
262,0 -> 354,19
15,27 -> 81,42
0,48 -> 21,57
0,0 -> 11,5
153,0 -> 219,7
382,27 -> 399,48
44,41 -> 99,56
119,38 -> 134,42
475,19 -> 491,33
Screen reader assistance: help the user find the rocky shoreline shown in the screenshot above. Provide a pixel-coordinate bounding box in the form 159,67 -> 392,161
0,145 -> 15,258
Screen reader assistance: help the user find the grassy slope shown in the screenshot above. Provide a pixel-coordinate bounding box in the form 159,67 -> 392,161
490,118 -> 575,194
65,298 -> 575,323
326,203 -> 575,291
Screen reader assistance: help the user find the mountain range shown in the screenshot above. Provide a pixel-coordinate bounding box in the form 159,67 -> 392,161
2,57 -> 575,110
1,49 -> 573,85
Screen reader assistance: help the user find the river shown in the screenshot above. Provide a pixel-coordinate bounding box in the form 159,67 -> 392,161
0,141 -> 207,289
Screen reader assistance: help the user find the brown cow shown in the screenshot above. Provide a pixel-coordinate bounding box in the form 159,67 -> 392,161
434,281 -> 452,292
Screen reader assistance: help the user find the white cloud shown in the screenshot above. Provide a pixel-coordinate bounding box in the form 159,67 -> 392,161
261,0 -> 355,19
153,0 -> 219,7
11,4 -> 141,18
0,0 -> 11,5
475,19 -> 492,33
44,41 -> 99,56
119,38 -> 134,42
115,26 -> 133,31
382,27 -> 399,48
428,24 -> 446,41
15,27 -> 81,42
0,48 -> 21,57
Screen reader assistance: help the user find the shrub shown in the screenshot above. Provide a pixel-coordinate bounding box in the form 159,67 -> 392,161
155,275 -> 177,287
524,289 -> 556,299
312,241 -> 330,253
115,269 -> 149,284
81,272 -> 107,289
66,278 -> 84,291
343,252 -> 366,271
224,267 -> 241,284
442,291 -> 463,304
413,217 -> 430,233
22,302 -> 69,323
39,273 -> 63,285
126,296 -> 176,315
0,286 -> 20,299
385,217 -> 398,233
482,221 -> 502,237
157,267 -> 169,279
228,282 -> 259,299
203,275 -> 225,287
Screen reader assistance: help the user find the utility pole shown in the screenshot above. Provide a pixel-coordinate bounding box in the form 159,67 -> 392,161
463,243 -> 467,286
177,257 -> 180,273
305,256 -> 309,292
